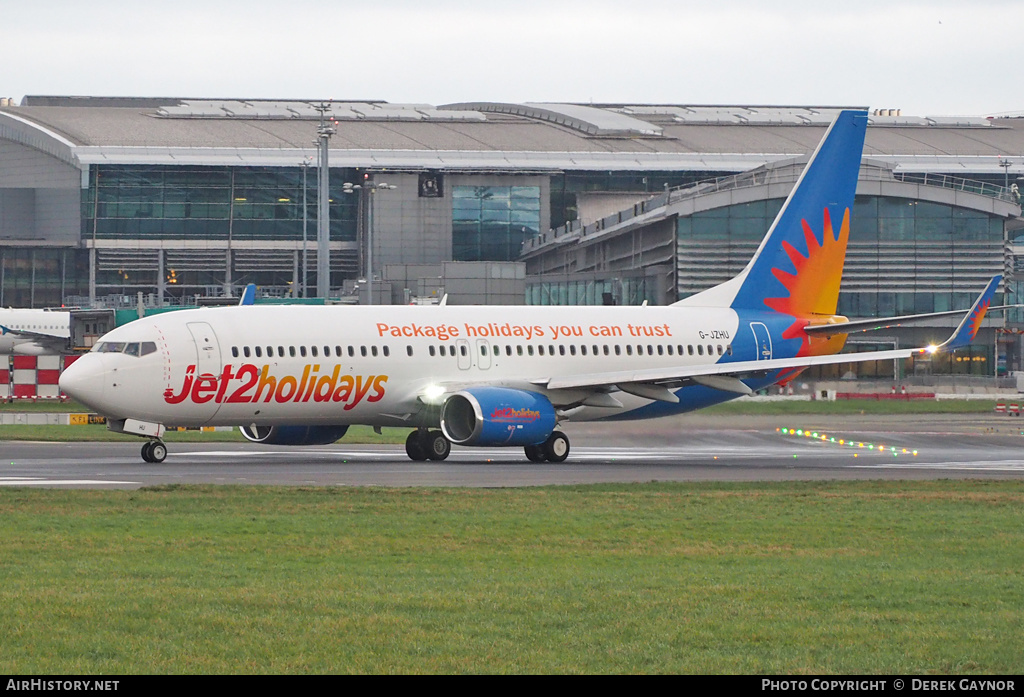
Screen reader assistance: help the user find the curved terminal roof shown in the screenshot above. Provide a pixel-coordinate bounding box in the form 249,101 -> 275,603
1,97 -> 1023,176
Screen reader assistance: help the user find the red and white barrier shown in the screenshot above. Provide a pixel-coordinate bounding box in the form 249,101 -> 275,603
2,354 -> 80,401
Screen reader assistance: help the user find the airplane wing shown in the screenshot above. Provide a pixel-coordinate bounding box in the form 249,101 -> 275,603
540,348 -> 918,398
539,278 -> 1000,401
414,344 -> 921,407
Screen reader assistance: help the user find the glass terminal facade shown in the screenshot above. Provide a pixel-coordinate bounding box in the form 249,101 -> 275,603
452,185 -> 541,261
83,165 -> 358,242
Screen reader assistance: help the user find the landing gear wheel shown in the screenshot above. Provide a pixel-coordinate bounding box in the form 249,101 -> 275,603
149,441 -> 167,463
425,430 -> 451,461
141,440 -> 167,463
542,431 -> 570,463
405,430 -> 428,461
524,444 -> 546,463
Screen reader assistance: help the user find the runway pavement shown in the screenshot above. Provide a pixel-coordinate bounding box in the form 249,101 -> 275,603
4,412 -> 1024,488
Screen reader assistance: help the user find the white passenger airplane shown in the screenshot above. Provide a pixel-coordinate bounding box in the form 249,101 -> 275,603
0,309 -> 72,356
59,111 -> 1001,463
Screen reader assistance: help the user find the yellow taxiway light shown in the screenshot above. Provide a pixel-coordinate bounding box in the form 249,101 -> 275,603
777,425 -> 917,456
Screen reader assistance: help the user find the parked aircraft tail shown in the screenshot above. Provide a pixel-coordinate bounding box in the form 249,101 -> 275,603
239,283 -> 256,306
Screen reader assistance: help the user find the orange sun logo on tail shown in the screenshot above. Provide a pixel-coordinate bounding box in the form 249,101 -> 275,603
967,298 -> 991,343
764,208 -> 851,356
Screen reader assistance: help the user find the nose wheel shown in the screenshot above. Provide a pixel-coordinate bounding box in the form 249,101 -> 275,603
141,440 -> 167,463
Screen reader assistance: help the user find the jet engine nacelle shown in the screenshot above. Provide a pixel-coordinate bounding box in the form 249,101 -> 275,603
440,387 -> 557,447
12,343 -> 53,356
239,424 -> 349,446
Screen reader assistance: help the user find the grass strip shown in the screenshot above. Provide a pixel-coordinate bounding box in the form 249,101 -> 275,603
0,481 -> 1021,674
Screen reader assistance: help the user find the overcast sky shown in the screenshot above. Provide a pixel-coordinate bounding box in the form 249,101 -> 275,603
2,0 -> 1019,116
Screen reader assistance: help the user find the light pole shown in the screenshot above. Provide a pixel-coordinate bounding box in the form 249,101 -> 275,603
299,155 -> 312,298
314,103 -> 336,299
343,177 -> 396,305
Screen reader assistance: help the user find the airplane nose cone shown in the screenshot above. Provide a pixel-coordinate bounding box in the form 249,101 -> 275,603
59,355 -> 106,410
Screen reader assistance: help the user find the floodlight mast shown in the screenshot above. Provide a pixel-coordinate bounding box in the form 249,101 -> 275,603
300,155 -> 312,298
315,103 -> 336,299
343,177 -> 397,306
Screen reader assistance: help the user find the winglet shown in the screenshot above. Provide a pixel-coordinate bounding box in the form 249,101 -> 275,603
238,283 -> 257,306
932,275 -> 1001,352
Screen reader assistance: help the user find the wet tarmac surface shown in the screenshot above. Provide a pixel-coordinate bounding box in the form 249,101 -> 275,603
4,413 -> 1024,488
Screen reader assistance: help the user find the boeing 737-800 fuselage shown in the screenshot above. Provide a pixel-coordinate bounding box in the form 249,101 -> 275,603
60,303 -> 770,428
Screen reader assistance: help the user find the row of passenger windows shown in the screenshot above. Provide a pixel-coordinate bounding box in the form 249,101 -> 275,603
450,343 -> 733,358
231,344 -> 392,359
7,324 -> 65,331
230,342 -> 732,360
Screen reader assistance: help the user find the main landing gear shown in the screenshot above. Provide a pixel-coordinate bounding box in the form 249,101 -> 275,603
524,431 -> 570,463
404,429 -> 571,463
405,429 -> 451,461
141,439 -> 167,463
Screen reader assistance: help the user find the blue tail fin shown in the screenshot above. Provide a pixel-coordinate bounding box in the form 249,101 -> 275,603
238,283 -> 257,306
676,110 -> 868,315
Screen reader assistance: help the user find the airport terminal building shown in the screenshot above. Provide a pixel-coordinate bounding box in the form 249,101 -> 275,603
1,97 -> 1023,375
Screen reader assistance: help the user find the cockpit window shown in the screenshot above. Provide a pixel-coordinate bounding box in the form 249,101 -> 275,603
93,341 -> 158,357
95,342 -> 127,353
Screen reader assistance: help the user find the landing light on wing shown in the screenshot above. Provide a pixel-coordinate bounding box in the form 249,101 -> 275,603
422,384 -> 447,404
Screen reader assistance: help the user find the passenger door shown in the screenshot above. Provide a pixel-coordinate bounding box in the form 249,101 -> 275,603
186,321 -> 223,422
750,322 -> 773,361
